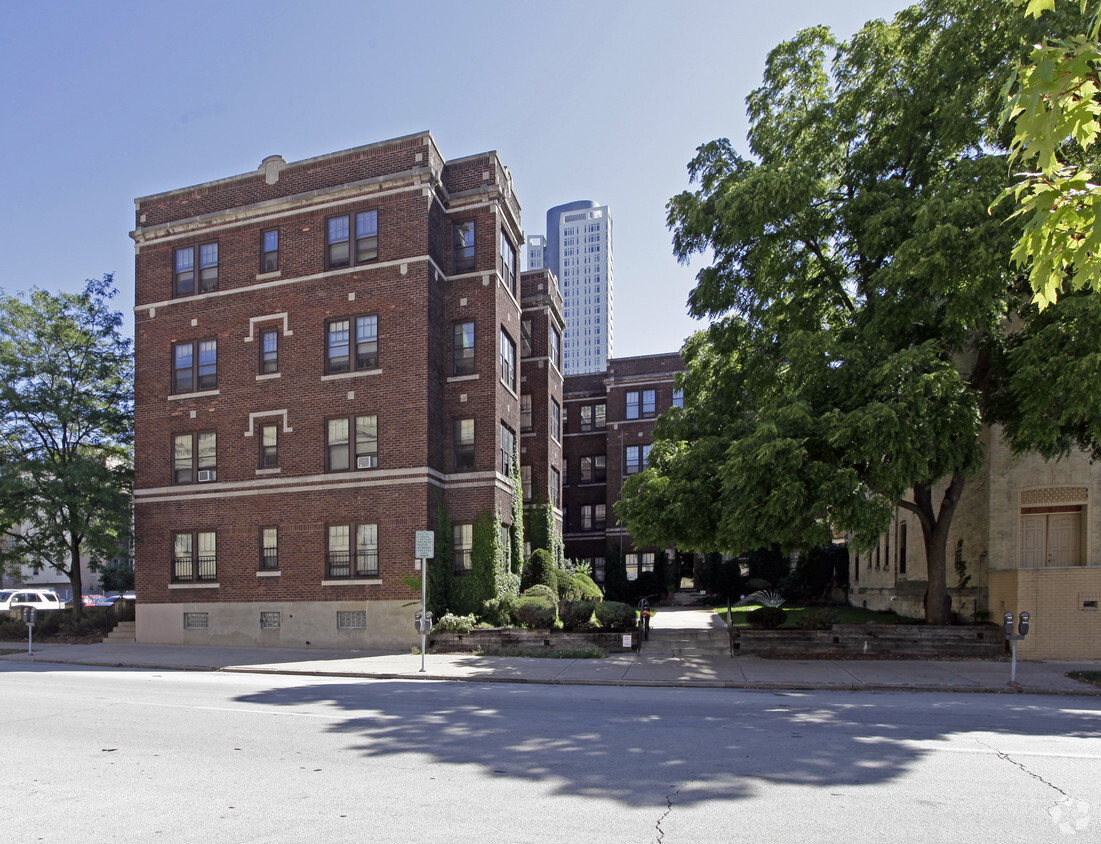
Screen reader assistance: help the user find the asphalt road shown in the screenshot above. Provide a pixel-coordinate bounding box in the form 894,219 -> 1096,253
3,662 -> 1099,843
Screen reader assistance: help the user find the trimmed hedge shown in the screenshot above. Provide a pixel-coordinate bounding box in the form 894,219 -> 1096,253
514,595 -> 557,629
594,601 -> 636,632
558,600 -> 595,631
523,548 -> 557,593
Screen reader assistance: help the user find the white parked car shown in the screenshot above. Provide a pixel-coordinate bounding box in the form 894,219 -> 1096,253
0,589 -> 64,612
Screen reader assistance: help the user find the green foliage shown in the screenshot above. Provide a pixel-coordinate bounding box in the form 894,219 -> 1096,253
572,572 -> 603,601
558,600 -> 596,631
700,552 -> 742,599
746,606 -> 787,629
450,510 -> 500,615
521,583 -> 557,602
433,613 -> 478,633
513,595 -> 558,629
602,542 -> 630,602
616,1 -> 1101,625
593,601 -> 636,632
790,608 -> 840,630
1000,1 -> 1101,307
98,560 -> 135,593
510,445 -> 525,575
555,568 -> 579,600
522,548 -> 557,593
429,507 -> 453,619
480,595 -> 517,627
0,276 -> 134,616
780,544 -> 850,601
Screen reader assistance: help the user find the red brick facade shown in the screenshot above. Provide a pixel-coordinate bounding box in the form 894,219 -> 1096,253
131,133 -> 545,647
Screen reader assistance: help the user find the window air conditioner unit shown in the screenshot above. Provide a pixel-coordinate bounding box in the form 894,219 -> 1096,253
356,456 -> 377,469
197,470 -> 217,482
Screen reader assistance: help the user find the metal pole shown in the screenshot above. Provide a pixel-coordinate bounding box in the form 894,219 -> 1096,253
27,622 -> 33,655
1010,638 -> 1018,684
419,556 -> 427,673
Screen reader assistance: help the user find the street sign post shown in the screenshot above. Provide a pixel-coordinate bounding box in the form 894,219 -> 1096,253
415,531 -> 435,672
22,606 -> 37,655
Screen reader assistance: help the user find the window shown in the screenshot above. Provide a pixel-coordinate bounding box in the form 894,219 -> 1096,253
550,467 -> 561,509
174,243 -> 218,296
260,424 -> 278,468
453,418 -> 475,471
499,329 -> 516,389
261,230 -> 279,273
520,319 -> 533,357
173,431 -> 217,483
580,455 -> 606,483
260,329 -> 278,374
453,523 -> 473,573
592,557 -> 605,583
173,531 -> 216,583
520,394 -> 533,432
625,391 -> 640,420
326,316 -> 378,373
672,388 -> 684,409
327,523 -> 378,578
173,340 -> 217,393
521,465 -> 532,501
500,423 -> 515,475
184,612 -> 209,629
327,210 -> 378,269
453,221 -> 475,273
626,445 -> 651,475
625,552 -> 654,581
579,403 -> 606,432
550,326 -> 561,369
337,610 -> 367,629
260,611 -> 281,629
327,415 -> 378,471
500,231 -> 517,295
550,399 -> 561,441
452,321 -> 475,376
643,389 -> 657,417
260,527 -> 278,570
580,504 -> 605,531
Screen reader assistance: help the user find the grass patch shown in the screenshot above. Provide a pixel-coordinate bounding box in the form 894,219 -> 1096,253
1067,671 -> 1101,689
713,604 -> 921,627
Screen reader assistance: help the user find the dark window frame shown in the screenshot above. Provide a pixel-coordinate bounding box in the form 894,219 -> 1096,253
625,391 -> 640,420
173,430 -> 217,484
325,315 -> 379,374
642,389 -> 657,417
326,210 -> 378,270
326,414 -> 378,472
453,523 -> 473,574
174,242 -> 218,297
580,455 -> 606,483
260,423 -> 278,469
261,229 -> 279,273
326,523 -> 379,579
453,220 -> 475,273
260,526 -> 279,570
172,530 -> 217,583
452,321 -> 475,376
260,329 -> 279,374
499,328 -> 516,389
499,423 -> 515,475
453,418 -> 475,472
499,231 -> 517,296
172,339 -> 217,394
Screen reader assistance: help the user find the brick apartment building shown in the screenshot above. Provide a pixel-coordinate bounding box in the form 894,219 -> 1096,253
131,132 -> 562,648
561,352 -> 683,584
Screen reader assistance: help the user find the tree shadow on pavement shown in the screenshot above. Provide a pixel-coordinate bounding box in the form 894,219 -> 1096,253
234,680 -> 1101,806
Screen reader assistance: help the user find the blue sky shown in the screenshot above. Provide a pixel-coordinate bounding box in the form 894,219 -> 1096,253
0,0 -> 908,357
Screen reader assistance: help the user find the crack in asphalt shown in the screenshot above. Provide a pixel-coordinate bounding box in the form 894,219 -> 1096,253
975,738 -> 1070,799
655,784 -> 683,842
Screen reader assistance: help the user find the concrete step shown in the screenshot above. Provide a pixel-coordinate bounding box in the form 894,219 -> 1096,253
105,621 -> 136,643
642,631 -> 731,657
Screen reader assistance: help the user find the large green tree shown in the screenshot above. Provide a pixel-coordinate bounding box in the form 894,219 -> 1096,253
0,276 -> 134,616
618,0 -> 1101,624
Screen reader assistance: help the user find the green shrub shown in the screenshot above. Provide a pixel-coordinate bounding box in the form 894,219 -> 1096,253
573,572 -> 602,601
522,548 -> 558,593
514,595 -> 557,628
555,568 -> 579,600
594,601 -> 636,632
790,609 -> 839,630
480,596 -> 516,628
434,613 -> 478,633
522,584 -> 557,602
746,606 -> 786,628
558,600 -> 595,631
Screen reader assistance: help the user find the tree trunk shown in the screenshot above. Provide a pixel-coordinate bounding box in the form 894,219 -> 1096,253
907,476 -> 965,626
68,540 -> 83,620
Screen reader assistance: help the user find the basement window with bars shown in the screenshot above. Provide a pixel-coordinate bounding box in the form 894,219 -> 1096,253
260,612 -> 281,629
183,612 -> 209,630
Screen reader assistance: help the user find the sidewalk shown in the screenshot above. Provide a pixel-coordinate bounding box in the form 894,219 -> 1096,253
3,637 -> 1099,696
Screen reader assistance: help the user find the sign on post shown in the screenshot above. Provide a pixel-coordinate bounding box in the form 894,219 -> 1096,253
414,530 -> 434,674
415,530 -> 434,560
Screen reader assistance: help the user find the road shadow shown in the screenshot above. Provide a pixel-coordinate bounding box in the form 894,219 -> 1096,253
234,680 -> 1101,805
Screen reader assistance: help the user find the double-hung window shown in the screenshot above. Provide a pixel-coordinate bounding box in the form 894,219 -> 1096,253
173,531 -> 216,582
327,524 -> 378,578
580,504 -> 606,531
260,527 -> 278,570
580,455 -> 605,483
174,243 -> 218,296
550,467 -> 561,509
520,465 -> 532,501
550,326 -> 561,369
499,329 -> 516,390
260,329 -> 278,374
520,319 -> 533,358
327,415 -> 378,471
453,221 -> 475,272
642,389 -> 657,417
520,394 -> 533,433
550,399 -> 561,442
499,423 -> 515,475
261,230 -> 279,273
626,445 -> 651,475
453,523 -> 473,574
452,321 -> 475,376
173,431 -> 217,483
625,391 -> 640,420
260,424 -> 278,468
453,418 -> 475,471
327,210 -> 378,269
173,340 -> 217,393
499,231 -> 517,296
327,316 -> 378,373
672,388 -> 684,409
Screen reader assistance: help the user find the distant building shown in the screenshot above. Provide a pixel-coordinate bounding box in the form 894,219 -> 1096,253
131,132 -> 562,649
528,201 -> 613,376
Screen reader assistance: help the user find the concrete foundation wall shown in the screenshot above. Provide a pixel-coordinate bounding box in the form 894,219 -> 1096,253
137,600 -> 419,650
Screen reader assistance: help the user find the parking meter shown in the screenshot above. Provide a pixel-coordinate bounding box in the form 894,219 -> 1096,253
1005,610 -> 1031,684
1018,611 -> 1030,636
1003,611 -> 1014,637
414,611 -> 434,635
22,606 -> 37,625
